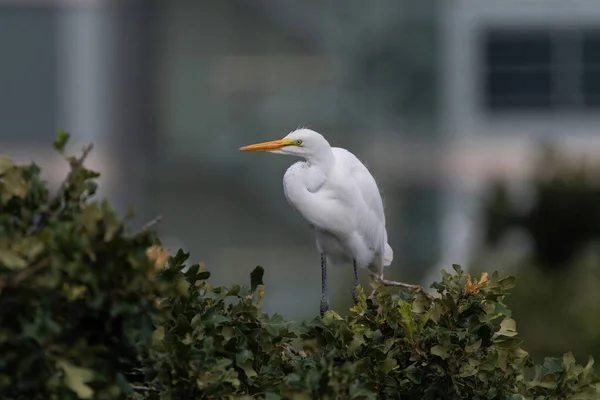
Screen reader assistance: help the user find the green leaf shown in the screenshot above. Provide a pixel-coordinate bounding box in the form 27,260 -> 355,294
0,156 -> 13,174
563,352 -> 578,379
398,300 -> 416,342
379,358 -> 397,374
349,334 -> 365,355
236,350 -> 257,379
452,264 -> 463,275
411,291 -> 430,314
541,356 -> 564,375
458,362 -> 478,378
1,168 -> 28,202
465,339 -> 482,354
53,130 -> 70,152
169,249 -> 190,270
0,374 -> 10,389
494,301 -> 511,317
349,382 -> 376,398
322,310 -> 343,324
0,249 -> 27,270
493,317 -> 518,339
431,345 -> 450,359
173,274 -> 190,297
250,266 -> 264,292
152,326 -> 165,346
204,313 -> 231,327
538,374 -> 558,389
498,275 -> 516,290
56,359 -> 95,399
404,364 -> 423,384
221,326 -> 235,341
25,241 -> 45,260
442,293 -> 459,318
262,314 -> 291,336
228,285 -> 241,296
103,219 -> 121,242
265,393 -> 283,400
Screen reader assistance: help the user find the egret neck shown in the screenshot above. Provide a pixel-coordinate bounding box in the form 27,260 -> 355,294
303,145 -> 334,192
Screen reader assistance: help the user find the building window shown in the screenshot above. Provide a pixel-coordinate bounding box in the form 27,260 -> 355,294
483,29 -> 554,110
582,30 -> 600,107
482,28 -> 555,111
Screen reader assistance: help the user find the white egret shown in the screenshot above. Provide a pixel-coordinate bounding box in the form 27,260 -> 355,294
240,129 -> 420,315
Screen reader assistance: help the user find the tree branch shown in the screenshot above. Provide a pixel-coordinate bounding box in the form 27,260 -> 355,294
131,385 -> 158,392
379,278 -> 422,290
134,215 -> 163,236
12,258 -> 50,286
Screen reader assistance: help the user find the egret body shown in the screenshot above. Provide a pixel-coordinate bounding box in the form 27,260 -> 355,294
240,129 -> 418,315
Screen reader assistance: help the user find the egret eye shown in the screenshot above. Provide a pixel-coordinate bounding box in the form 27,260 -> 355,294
295,139 -> 303,146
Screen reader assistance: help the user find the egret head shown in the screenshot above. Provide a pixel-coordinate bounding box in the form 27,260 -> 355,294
239,129 -> 331,158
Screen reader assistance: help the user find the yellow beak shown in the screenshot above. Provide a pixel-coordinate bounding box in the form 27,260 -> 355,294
239,139 -> 295,152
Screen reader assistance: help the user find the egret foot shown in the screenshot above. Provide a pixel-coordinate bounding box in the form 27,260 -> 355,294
367,275 -> 422,301
352,259 -> 359,304
368,290 -> 376,301
320,253 -> 329,317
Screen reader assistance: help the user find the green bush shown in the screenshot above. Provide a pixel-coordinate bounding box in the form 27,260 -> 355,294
478,143 -> 600,372
469,245 -> 600,379
0,132 -> 167,399
1,133 -> 599,399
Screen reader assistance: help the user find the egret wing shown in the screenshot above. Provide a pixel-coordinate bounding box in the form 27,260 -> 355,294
283,161 -> 355,236
332,148 -> 388,253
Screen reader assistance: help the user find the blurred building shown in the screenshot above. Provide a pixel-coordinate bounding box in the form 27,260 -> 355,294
436,0 -> 600,279
2,0 -> 600,317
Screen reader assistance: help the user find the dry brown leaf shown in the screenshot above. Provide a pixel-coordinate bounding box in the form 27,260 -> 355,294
146,244 -> 169,275
464,272 -> 490,295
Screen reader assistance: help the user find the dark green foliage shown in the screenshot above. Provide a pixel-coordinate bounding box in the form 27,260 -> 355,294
139,257 -> 600,399
138,251 -> 300,399
0,132 -> 164,399
289,268 -> 529,400
483,143 -> 600,270
520,352 -> 599,400
2,133 -> 599,399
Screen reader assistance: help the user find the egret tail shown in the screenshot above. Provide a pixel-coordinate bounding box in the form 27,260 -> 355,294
383,243 -> 393,267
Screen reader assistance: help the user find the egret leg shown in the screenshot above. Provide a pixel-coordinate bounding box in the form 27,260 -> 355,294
320,253 -> 329,316
352,259 -> 359,304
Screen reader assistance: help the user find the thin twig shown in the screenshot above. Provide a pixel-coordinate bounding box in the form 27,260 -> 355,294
368,276 -> 422,300
131,385 -> 159,392
134,215 -> 164,235
278,342 -> 307,359
55,143 -> 94,196
376,277 -> 437,305
12,259 -> 50,286
37,144 -> 95,226
379,278 -> 422,290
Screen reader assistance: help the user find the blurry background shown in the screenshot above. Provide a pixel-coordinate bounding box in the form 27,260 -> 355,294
1,0 -> 600,367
